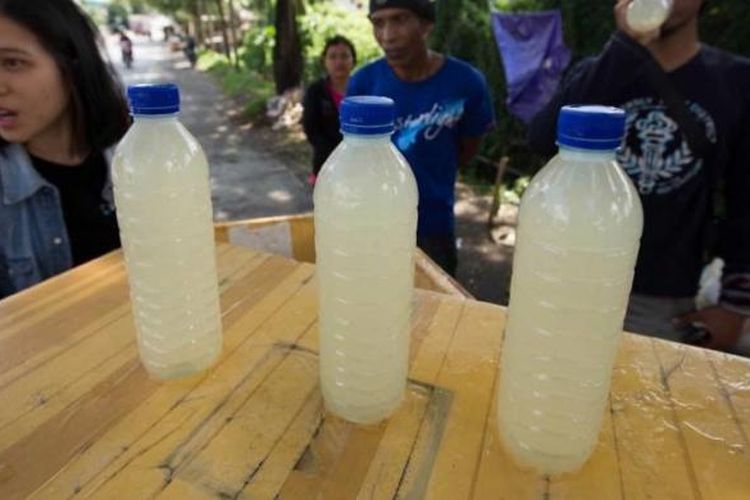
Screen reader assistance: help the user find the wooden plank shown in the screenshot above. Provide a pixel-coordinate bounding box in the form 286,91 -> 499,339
0,262 -> 126,347
216,255 -> 301,331
653,340 -> 750,499
408,293 -> 464,383
0,285 -> 131,386
603,335 -> 697,500
272,382 -> 433,500
414,249 -> 472,298
0,316 -> 137,450
421,301 -> 505,499
353,384 -> 433,500
0,251 -> 125,332
0,359 -> 159,500
290,217 -> 316,264
29,263 -> 315,499
155,345 -> 320,499
0,245 -> 255,382
213,213 -> 313,234
472,401 -> 545,500
395,385 -> 452,500
0,248 -> 268,452
0,244 -> 239,337
157,393 -> 325,500
706,352 -> 750,450
548,400 -> 622,500
470,308 -> 544,500
237,391 -> 324,498
214,214 -> 316,264
214,243 -> 267,288
474,338 -> 624,500
277,414 -> 388,500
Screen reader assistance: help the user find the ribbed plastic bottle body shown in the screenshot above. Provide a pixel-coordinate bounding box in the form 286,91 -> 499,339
314,134 -> 418,424
112,116 -> 222,380
498,148 -> 643,474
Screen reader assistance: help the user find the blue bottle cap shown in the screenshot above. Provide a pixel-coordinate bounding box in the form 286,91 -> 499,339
127,84 -> 180,115
340,96 -> 395,135
557,105 -> 626,151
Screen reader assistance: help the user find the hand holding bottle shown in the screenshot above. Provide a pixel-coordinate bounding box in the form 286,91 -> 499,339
615,0 -> 673,45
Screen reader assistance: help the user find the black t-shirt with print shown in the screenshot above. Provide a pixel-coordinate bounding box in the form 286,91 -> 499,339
528,32 -> 750,300
32,153 -> 121,266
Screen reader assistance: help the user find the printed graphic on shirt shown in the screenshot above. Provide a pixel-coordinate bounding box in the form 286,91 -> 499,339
617,97 -> 717,195
394,100 -> 465,151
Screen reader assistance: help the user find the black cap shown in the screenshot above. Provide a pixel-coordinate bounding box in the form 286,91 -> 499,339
369,0 -> 436,22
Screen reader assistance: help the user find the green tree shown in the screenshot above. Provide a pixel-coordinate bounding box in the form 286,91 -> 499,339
273,0 -> 304,93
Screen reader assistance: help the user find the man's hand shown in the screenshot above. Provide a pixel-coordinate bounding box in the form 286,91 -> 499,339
615,0 -> 661,46
675,306 -> 746,351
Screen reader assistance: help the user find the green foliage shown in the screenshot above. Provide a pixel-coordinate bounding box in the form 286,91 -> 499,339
140,0 -> 194,14
241,24 -> 276,73
498,176 -> 530,205
106,3 -> 129,29
701,1 -> 750,55
197,49 -> 275,120
297,3 -> 381,82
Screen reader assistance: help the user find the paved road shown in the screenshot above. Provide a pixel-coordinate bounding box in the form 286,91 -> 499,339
107,35 -> 312,222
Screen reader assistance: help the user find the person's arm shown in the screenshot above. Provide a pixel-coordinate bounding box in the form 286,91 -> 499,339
301,81 -> 329,153
719,111 -> 750,318
676,86 -> 750,351
706,100 -> 750,348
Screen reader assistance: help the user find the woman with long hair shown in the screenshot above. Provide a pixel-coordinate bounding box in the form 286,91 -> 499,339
0,0 -> 131,298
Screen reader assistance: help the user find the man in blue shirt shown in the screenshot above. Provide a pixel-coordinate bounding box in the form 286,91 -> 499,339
347,0 -> 495,275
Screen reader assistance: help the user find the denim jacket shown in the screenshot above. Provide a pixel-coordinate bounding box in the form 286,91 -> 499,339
0,144 -> 114,299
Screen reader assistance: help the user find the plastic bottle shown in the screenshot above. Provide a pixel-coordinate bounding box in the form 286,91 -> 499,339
626,0 -> 673,33
112,84 -> 222,380
314,96 -> 418,424
497,105 -> 643,474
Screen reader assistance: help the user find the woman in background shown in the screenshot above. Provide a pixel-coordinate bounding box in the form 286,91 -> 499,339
302,35 -> 356,185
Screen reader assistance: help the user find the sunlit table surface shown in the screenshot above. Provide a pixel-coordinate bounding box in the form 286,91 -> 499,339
0,243 -> 748,499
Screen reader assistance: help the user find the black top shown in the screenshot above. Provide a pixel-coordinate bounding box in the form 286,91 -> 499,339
302,77 -> 342,174
32,153 -> 121,266
528,33 -> 750,308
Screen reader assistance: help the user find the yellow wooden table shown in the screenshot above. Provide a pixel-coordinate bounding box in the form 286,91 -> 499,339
0,244 -> 748,499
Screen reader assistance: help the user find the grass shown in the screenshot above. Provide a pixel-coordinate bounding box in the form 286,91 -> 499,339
197,50 -> 275,122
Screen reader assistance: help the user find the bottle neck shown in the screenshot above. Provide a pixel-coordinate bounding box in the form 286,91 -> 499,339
342,132 -> 392,144
132,113 -> 180,122
558,145 -> 618,163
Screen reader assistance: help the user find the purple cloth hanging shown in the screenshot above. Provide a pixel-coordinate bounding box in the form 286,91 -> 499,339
491,9 -> 572,123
